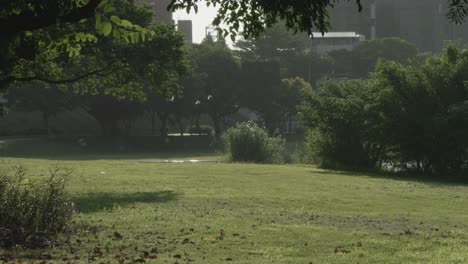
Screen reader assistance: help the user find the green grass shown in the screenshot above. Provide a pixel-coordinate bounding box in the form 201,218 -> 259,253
1,153 -> 468,263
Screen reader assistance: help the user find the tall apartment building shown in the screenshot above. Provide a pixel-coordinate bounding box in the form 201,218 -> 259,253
328,0 -> 468,51
136,0 -> 174,24
177,20 -> 193,44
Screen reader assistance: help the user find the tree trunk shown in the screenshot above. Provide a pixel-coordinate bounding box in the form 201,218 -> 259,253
151,111 -> 156,136
195,113 -> 201,131
178,117 -> 185,136
211,114 -> 222,140
97,118 -> 120,137
158,112 -> 168,138
42,111 -> 50,136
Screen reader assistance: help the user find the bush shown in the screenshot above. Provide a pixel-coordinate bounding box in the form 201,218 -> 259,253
224,121 -> 284,164
299,79 -> 385,169
299,47 -> 468,177
0,166 -> 73,248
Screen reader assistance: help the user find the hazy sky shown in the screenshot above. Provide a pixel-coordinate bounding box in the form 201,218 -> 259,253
173,2 -> 219,44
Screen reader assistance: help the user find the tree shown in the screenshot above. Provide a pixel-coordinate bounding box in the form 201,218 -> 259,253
169,0 -> 468,39
240,59 -> 312,133
78,21 -> 188,137
191,37 -> 241,138
0,0 -> 154,91
236,24 -> 333,83
235,24 -> 310,62
79,93 -> 144,137
277,77 -> 312,122
2,0 -> 465,38
299,46 -> 468,176
1,0 -> 466,94
146,93 -> 174,137
373,46 -> 468,176
329,37 -> 419,78
299,78 -> 387,168
240,60 -> 282,133
7,83 -> 73,135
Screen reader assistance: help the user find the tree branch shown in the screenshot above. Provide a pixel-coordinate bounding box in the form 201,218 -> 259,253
3,65 -> 125,85
0,0 -> 103,35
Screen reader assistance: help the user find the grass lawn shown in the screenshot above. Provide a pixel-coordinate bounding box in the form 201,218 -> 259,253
1,153 -> 468,263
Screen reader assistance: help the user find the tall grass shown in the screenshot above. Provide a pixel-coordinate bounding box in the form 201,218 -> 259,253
0,166 -> 73,248
224,121 -> 284,164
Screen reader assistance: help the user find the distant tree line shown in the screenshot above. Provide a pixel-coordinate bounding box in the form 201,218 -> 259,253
5,24 -> 424,139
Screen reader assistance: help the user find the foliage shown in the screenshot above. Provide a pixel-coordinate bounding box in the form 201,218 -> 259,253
329,37 -> 419,78
0,0 -> 155,92
300,46 -> 468,177
224,121 -> 284,164
79,93 -> 145,137
7,83 -> 74,133
0,166 -> 72,248
169,0 -> 468,39
240,60 -> 282,132
299,79 -> 385,168
373,46 -> 468,176
235,24 -> 333,82
190,37 -> 241,138
241,60 -> 311,133
235,24 -> 310,62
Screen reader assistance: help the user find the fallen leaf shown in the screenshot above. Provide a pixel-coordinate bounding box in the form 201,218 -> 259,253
334,247 -> 351,254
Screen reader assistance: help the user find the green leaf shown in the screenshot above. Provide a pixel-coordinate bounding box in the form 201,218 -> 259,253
101,22 -> 112,36
110,15 -> 121,24
12,8 -> 22,15
95,14 -> 102,29
104,5 -> 115,13
113,29 -> 121,39
97,0 -> 108,9
120,19 -> 133,28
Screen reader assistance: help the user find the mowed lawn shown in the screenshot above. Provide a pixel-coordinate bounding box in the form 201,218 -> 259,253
1,156 -> 468,263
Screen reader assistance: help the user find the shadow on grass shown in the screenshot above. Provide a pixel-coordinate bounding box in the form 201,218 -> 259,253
0,136 -> 221,160
312,167 -> 468,187
74,191 -> 179,213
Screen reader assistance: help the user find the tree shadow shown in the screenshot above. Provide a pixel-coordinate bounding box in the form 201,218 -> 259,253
74,191 -> 180,213
0,137 -> 221,160
311,168 -> 468,187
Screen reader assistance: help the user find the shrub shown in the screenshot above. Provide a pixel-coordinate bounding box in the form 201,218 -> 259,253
299,47 -> 468,177
224,121 -> 284,164
299,79 -> 385,169
0,166 -> 73,248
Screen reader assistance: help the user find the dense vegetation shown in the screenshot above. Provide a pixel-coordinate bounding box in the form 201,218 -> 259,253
300,46 -> 468,177
1,1 -> 468,262
0,166 -> 72,248
224,121 -> 284,164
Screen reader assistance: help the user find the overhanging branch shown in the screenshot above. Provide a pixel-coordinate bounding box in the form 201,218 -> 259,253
0,0 -> 103,35
3,64 -> 125,85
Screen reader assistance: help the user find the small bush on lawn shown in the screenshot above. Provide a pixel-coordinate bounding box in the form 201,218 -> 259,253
224,121 -> 285,164
0,166 -> 73,248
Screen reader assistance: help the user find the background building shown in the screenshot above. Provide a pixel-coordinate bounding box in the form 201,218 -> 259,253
136,0 -> 174,24
311,32 -> 366,53
328,0 -> 468,52
177,20 -> 193,44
